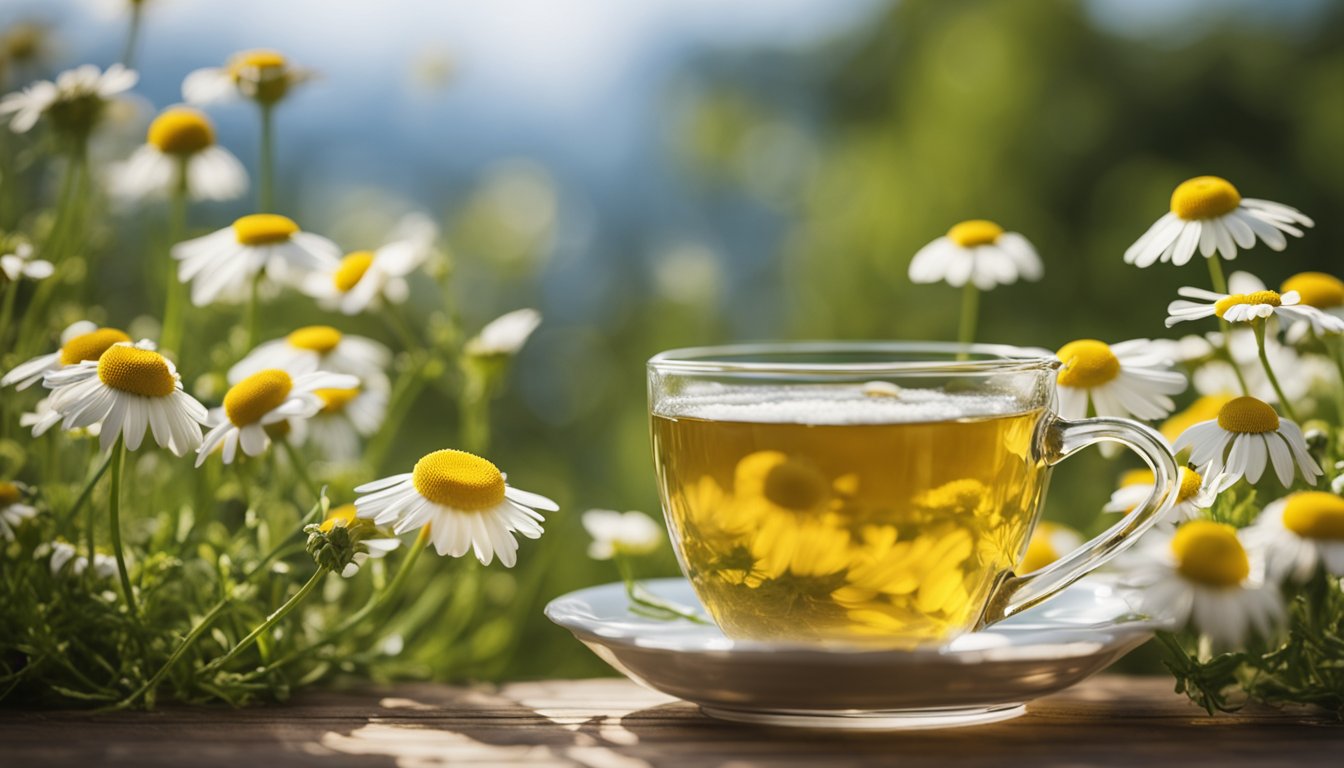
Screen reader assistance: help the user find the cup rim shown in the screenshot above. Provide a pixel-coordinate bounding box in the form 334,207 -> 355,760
648,341 -> 1059,375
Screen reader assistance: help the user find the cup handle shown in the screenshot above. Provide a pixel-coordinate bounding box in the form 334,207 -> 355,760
976,414 -> 1179,628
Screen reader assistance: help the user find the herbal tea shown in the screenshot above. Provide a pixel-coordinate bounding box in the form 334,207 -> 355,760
652,386 -> 1050,645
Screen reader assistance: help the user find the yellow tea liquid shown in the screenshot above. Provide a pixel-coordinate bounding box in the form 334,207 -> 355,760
652,387 -> 1049,646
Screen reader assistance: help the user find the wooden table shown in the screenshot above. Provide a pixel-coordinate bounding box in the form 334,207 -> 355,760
3,676 -> 1339,766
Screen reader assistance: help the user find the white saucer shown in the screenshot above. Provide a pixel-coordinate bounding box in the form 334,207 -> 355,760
545,577 -> 1170,730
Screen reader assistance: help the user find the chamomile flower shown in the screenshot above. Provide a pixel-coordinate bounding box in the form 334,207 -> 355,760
182,49 -> 311,105
18,397 -> 70,438
1054,339 -> 1187,421
1,321 -> 125,390
0,63 -> 137,134
320,504 -> 400,578
1119,521 -> 1282,648
228,326 -> 391,388
1018,521 -> 1083,573
1160,393 -> 1236,444
1104,467 -> 1221,526
1173,396 -> 1321,487
1280,272 -> 1344,342
43,342 -> 207,455
47,540 -> 117,579
0,242 -> 52,282
1124,176 -> 1313,268
0,481 -> 38,541
1165,285 -> 1344,336
300,213 -> 438,315
355,449 -> 557,567
1249,492 -> 1344,583
908,219 -> 1042,290
173,214 -> 339,306
195,369 -> 358,466
465,308 -> 542,358
299,385 -> 387,462
110,106 -> 247,203
581,509 -> 663,560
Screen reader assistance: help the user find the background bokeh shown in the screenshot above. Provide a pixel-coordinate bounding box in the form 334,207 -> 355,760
3,0 -> 1341,679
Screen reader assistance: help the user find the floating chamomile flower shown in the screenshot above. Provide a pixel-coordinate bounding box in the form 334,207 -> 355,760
43,342 -> 208,455
0,481 -> 38,541
908,219 -> 1042,290
1165,285 -> 1344,336
0,63 -> 137,134
1250,492 -> 1344,583
320,504 -> 400,578
1104,467 -> 1221,526
173,214 -> 339,306
300,213 -> 439,315
1018,521 -> 1083,573
1125,176 -> 1313,268
355,449 -> 557,567
581,509 -> 663,560
1119,521 -> 1281,648
1173,396 -> 1321,487
228,326 -> 391,388
0,242 -> 52,283
110,106 -> 247,203
1,321 -> 122,390
465,308 -> 542,358
182,49 -> 311,105
47,540 -> 117,579
1054,339 -> 1187,422
195,369 -> 358,466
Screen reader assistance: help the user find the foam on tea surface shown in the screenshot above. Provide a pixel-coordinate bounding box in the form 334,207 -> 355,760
651,383 -> 1048,647
658,383 -> 1028,426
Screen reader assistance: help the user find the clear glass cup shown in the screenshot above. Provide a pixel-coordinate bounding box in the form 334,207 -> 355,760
648,341 -> 1177,647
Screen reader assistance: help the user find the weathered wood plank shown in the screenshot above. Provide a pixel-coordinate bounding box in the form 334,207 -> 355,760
2,676 -> 1339,767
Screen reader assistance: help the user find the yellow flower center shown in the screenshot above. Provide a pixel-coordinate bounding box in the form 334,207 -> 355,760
1020,522 -> 1069,573
320,503 -> 357,533
97,345 -> 176,398
1281,492 -> 1344,541
0,481 -> 20,506
333,251 -> 374,293
1213,290 -> 1280,319
60,328 -> 131,365
1055,339 -> 1120,389
762,459 -> 830,512
1171,521 -> 1249,587
1281,272 -> 1344,310
230,49 -> 287,74
1217,396 -> 1279,434
316,386 -> 360,414
1120,468 -> 1154,487
946,219 -> 1004,248
147,107 -> 214,155
224,369 -> 293,427
1177,468 -> 1203,504
287,325 -> 342,353
1170,176 -> 1242,221
412,449 -> 507,511
1161,393 -> 1236,443
233,214 -> 299,246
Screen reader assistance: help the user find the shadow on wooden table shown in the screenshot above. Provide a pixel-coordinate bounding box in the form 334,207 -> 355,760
4,676 -> 1339,767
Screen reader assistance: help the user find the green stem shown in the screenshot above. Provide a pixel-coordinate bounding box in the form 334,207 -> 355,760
956,281 -> 979,359
200,565 -> 330,675
258,104 -> 274,212
1331,337 -> 1344,422
244,271 -> 263,352
248,526 -> 430,677
107,436 -> 140,621
383,303 -> 423,354
364,355 -> 429,470
159,159 -> 188,357
67,449 -> 114,534
1206,256 -> 1250,396
616,555 -> 709,625
121,1 -> 144,69
0,278 -> 17,350
17,145 -> 85,357
1252,321 -> 1299,423
458,367 -> 490,454
111,599 -> 230,710
279,439 -> 321,503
